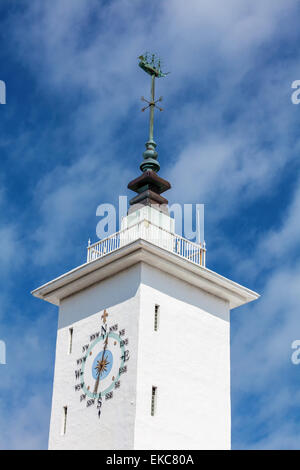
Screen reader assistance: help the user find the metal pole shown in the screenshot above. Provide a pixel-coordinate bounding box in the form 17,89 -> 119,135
149,74 -> 155,141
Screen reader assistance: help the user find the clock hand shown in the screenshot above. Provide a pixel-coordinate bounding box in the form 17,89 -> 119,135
93,333 -> 109,395
93,372 -> 100,395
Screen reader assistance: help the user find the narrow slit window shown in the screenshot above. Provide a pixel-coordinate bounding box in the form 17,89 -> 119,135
62,406 -> 68,435
151,386 -> 157,416
154,305 -> 160,332
68,328 -> 73,354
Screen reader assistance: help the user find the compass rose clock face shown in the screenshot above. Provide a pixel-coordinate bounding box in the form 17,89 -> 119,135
74,309 -> 130,419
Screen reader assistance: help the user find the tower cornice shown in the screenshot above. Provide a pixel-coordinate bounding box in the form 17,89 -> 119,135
31,239 -> 259,309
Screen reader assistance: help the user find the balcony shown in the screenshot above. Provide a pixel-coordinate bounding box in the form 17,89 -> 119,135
87,219 -> 206,267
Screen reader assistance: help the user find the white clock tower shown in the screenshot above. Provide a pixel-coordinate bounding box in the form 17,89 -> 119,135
32,54 -> 259,450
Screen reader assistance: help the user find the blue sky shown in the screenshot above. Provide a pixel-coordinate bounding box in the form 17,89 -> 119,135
0,0 -> 300,449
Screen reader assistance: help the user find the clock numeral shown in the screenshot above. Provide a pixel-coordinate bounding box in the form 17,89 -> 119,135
75,369 -> 83,380
114,380 -> 121,389
86,399 -> 95,408
119,329 -> 125,337
119,365 -> 127,375
90,331 -> 101,342
97,397 -> 102,408
101,325 -> 107,337
120,350 -> 130,362
80,394 -> 86,402
82,344 -> 89,353
76,356 -> 87,366
109,323 -> 118,332
75,382 -> 84,392
120,338 -> 128,347
97,397 -> 102,419
105,391 -> 113,400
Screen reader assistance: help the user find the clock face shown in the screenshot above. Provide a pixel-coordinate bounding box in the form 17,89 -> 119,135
74,309 -> 129,419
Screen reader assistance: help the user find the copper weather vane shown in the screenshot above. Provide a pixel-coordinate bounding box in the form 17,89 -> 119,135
138,53 -> 169,173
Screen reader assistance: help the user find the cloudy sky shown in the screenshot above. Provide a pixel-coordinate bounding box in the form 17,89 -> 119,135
0,0 -> 300,449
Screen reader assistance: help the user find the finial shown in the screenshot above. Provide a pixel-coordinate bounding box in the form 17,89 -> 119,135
138,53 -> 169,173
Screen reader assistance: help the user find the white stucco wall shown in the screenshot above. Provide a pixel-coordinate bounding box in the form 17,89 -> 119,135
48,264 -> 141,450
134,263 -> 231,450
48,260 -> 230,450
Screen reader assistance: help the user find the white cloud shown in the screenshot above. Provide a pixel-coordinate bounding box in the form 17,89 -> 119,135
229,173 -> 300,448
0,394 -> 51,450
0,306 -> 56,449
1,0 -> 300,449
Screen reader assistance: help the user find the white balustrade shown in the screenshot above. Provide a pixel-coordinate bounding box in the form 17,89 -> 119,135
87,220 -> 206,267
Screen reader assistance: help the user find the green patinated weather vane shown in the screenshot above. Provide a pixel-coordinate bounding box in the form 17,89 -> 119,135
138,53 -> 169,173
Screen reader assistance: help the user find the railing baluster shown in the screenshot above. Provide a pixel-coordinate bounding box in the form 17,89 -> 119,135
86,219 -> 205,267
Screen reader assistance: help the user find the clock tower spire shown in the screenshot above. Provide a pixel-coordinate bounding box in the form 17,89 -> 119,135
127,53 -> 171,214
